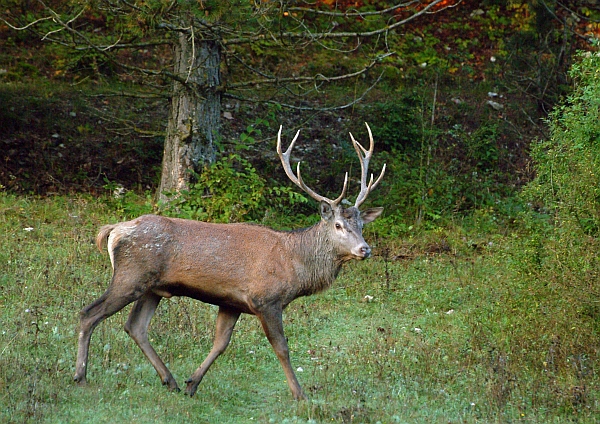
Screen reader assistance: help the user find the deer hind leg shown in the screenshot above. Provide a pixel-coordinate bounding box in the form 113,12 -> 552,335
74,283 -> 141,385
258,308 -> 307,400
185,305 -> 241,397
124,292 -> 179,392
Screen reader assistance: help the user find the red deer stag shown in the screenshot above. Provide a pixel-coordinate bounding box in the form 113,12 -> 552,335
74,123 -> 385,400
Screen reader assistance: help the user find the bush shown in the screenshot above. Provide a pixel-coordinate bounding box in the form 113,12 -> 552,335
162,153 -> 308,224
523,50 -> 600,236
507,49 -> 600,408
366,94 -> 422,151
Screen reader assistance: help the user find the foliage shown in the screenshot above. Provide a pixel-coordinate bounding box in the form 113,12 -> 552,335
497,1 -> 578,114
161,153 -> 307,224
101,178 -> 154,218
366,93 -> 422,151
2,1 -> 596,210
518,47 -> 600,292
0,81 -> 165,195
160,109 -> 311,225
523,50 -> 600,236
365,80 -> 517,231
375,149 -> 509,231
504,51 -> 600,418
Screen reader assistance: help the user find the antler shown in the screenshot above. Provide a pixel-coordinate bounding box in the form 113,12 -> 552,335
349,122 -> 386,208
277,126 -> 348,206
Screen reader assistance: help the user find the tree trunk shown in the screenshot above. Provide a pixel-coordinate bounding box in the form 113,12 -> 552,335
157,32 -> 221,203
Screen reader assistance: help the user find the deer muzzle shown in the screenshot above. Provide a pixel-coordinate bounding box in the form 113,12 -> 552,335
352,244 -> 372,259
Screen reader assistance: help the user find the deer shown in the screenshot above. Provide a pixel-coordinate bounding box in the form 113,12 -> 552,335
73,123 -> 385,400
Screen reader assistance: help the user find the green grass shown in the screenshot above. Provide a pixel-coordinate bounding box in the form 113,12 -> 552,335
1,194 -> 598,423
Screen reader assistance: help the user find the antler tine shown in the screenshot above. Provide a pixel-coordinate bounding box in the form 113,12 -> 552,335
364,122 -> 386,193
351,122 -> 386,208
277,125 -> 347,206
332,172 -> 349,205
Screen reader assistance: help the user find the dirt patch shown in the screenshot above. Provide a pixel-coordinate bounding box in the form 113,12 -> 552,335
0,85 -> 166,195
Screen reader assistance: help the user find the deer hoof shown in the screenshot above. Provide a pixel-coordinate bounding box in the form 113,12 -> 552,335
184,379 -> 199,397
162,377 -> 180,392
73,375 -> 87,386
167,384 -> 180,393
294,392 -> 308,401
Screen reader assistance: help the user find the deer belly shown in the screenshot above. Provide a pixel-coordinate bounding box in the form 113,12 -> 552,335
153,282 -> 254,314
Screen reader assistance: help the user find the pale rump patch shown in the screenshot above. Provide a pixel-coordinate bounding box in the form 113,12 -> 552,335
107,224 -> 138,269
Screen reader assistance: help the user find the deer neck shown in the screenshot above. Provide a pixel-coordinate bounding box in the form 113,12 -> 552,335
284,221 -> 343,297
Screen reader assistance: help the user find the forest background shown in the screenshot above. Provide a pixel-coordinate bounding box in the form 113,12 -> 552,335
2,0 -> 600,422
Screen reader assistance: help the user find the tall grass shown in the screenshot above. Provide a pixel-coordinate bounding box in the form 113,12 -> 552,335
1,194 -> 598,422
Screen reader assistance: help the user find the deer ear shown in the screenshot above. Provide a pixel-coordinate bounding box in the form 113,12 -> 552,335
361,207 -> 384,224
320,201 -> 335,221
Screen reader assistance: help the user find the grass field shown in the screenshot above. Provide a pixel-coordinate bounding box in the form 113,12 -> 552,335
1,194 -> 598,423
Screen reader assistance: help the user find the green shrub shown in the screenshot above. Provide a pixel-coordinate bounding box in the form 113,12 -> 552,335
523,50 -> 600,236
162,153 -> 307,224
506,50 -> 600,407
367,94 -> 422,151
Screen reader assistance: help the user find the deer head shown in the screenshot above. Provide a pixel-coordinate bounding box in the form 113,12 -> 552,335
277,123 -> 385,260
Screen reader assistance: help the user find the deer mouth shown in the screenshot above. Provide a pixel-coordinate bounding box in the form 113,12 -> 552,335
350,245 -> 372,260
358,251 -> 371,260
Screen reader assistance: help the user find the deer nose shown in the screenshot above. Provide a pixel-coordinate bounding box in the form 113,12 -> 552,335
360,246 -> 371,258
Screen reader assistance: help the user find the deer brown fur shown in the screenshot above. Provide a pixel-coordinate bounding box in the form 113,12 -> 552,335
74,124 -> 385,400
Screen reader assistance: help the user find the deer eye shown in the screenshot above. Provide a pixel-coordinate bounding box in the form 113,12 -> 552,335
335,223 -> 342,230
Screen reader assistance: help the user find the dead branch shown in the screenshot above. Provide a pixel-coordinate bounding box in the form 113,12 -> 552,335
223,0 -> 447,46
223,71 -> 383,112
288,1 -> 423,17
226,53 -> 392,91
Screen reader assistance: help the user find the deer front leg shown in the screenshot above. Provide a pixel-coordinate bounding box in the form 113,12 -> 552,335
258,307 -> 307,400
185,306 -> 241,397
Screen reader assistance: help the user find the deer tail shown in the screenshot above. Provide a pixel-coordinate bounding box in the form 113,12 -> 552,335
96,224 -> 117,252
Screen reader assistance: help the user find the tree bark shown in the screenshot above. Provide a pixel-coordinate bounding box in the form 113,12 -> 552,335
157,32 -> 221,202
